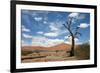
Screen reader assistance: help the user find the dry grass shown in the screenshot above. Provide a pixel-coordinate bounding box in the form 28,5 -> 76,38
74,43 -> 90,60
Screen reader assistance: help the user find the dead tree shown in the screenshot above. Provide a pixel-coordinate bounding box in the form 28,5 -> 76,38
63,17 -> 81,56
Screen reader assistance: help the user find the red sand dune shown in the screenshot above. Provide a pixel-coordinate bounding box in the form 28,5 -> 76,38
21,43 -> 72,51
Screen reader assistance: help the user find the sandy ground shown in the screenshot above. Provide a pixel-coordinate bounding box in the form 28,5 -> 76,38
21,51 -> 78,63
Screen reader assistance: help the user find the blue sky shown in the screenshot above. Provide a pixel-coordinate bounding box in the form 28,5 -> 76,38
21,10 -> 90,46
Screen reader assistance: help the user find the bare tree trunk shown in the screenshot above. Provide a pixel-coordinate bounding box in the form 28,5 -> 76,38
70,36 -> 75,56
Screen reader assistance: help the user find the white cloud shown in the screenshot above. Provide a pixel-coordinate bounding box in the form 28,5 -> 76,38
64,36 -> 80,45
44,21 -> 68,37
43,16 -> 48,24
67,36 -> 72,42
49,21 -> 65,31
64,41 -> 71,44
34,17 -> 42,21
50,39 -> 64,43
32,36 -> 64,47
69,13 -> 79,18
68,13 -> 85,23
64,36 -> 69,39
22,25 -> 30,32
74,38 -> 79,42
60,30 -> 68,34
49,23 -> 59,31
22,34 -> 32,38
43,21 -> 47,24
75,42 -> 82,45
44,30 -> 68,37
37,31 -> 44,34
44,32 -> 59,37
68,36 -> 79,42
78,23 -> 89,28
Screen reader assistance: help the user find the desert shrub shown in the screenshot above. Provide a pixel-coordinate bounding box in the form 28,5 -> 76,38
75,43 -> 90,60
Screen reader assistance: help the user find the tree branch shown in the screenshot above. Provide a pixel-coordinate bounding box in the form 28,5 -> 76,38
63,24 -> 68,29
74,32 -> 82,37
67,17 -> 73,29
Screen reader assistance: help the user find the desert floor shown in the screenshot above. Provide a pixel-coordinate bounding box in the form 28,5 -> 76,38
21,49 -> 90,63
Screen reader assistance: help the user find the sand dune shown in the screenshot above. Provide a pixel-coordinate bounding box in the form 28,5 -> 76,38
21,43 -> 71,51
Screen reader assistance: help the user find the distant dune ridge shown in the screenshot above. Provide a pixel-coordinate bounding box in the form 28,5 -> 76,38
22,43 -> 79,51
